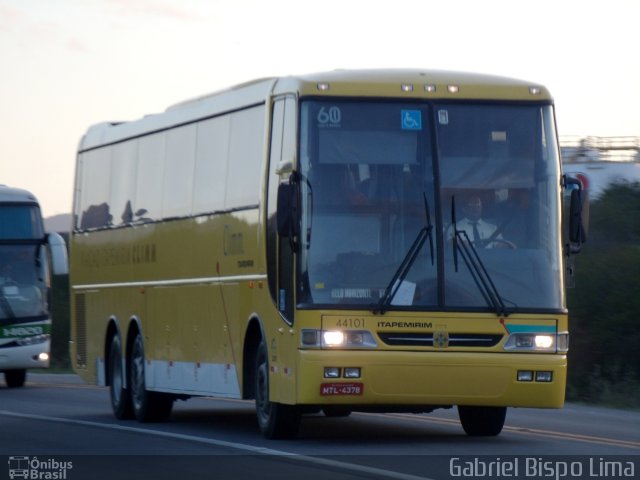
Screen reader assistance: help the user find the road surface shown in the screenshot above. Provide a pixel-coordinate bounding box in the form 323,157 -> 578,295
1,374 -> 638,479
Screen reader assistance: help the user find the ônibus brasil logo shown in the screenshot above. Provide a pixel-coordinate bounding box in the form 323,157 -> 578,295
8,456 -> 72,479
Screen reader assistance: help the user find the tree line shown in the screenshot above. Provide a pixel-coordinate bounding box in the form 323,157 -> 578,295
566,181 -> 640,407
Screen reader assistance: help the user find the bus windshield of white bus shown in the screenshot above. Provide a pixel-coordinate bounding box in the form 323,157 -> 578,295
0,205 -> 48,320
298,100 -> 563,313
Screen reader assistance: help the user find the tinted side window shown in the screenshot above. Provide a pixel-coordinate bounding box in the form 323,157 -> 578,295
225,106 -> 265,209
78,148 -> 112,230
163,125 -> 196,219
110,140 -> 137,225
266,100 -> 285,301
193,116 -> 230,214
136,133 -> 165,222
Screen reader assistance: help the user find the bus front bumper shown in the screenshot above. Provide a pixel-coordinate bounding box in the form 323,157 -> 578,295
0,340 -> 50,370
296,350 -> 566,408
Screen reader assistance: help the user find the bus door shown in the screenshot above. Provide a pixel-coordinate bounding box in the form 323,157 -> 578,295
267,96 -> 298,403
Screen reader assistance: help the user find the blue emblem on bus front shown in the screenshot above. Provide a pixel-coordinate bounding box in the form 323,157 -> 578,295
401,110 -> 422,130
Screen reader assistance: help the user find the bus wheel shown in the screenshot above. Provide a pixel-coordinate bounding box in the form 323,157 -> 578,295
255,341 -> 300,439
4,369 -> 26,388
109,336 -> 134,419
458,406 -> 506,436
129,332 -> 173,422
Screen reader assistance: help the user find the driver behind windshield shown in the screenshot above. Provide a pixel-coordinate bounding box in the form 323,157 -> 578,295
448,194 -> 503,248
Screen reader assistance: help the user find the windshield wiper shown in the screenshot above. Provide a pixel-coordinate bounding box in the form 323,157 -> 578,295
451,196 -> 509,316
375,193 -> 434,314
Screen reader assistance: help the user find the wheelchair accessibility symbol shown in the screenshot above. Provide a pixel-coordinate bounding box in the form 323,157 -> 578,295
401,110 -> 422,130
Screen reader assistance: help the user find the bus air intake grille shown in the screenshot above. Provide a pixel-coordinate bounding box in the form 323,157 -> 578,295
377,332 -> 503,347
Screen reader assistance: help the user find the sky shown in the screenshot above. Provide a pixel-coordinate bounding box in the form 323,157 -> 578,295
1,0 -> 639,218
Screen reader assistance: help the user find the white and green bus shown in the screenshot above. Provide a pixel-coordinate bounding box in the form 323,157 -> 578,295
70,70 -> 586,438
0,185 -> 68,387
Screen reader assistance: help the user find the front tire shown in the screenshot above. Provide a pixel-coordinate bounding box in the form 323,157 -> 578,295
255,341 -> 300,439
108,335 -> 134,419
4,369 -> 26,388
130,332 -> 174,422
458,406 -> 506,436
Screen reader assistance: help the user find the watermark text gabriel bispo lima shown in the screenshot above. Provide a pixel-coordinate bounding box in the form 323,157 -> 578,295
449,456 -> 635,479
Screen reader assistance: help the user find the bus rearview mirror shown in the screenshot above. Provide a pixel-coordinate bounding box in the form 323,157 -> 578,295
47,232 -> 69,275
568,188 -> 588,251
277,182 -> 300,239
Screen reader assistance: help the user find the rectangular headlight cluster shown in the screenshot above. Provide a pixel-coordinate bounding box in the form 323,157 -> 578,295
301,329 -> 377,348
504,332 -> 569,353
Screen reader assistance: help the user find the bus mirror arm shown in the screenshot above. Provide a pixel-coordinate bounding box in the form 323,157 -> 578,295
276,175 -> 301,249
564,175 -> 589,253
47,232 -> 69,275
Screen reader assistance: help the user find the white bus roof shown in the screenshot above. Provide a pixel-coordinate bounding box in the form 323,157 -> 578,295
78,77 -> 277,152
0,185 -> 39,204
78,69 -> 551,152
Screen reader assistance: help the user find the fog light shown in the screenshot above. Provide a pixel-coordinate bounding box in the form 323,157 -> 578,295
344,367 -> 361,379
536,371 -> 553,382
517,370 -> 534,382
324,367 -> 341,378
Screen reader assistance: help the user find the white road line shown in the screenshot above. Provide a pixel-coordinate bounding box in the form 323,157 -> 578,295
0,410 -> 433,480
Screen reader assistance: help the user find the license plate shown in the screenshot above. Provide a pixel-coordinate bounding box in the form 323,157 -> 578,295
320,382 -> 363,396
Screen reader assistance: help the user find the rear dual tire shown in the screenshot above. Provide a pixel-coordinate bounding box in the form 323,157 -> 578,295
109,335 -> 134,419
130,333 -> 174,422
108,333 -> 173,422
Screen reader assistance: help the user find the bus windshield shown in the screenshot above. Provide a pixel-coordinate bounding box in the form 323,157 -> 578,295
0,205 -> 44,240
0,205 -> 48,320
298,100 -> 563,312
0,245 -> 48,320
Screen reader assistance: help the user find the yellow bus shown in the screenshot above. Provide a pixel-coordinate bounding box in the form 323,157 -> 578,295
70,69 -> 586,438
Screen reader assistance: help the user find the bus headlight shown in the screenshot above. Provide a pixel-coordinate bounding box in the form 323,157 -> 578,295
504,333 -> 565,352
323,330 -> 377,348
301,329 -> 377,348
534,334 -> 554,349
323,330 -> 345,346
